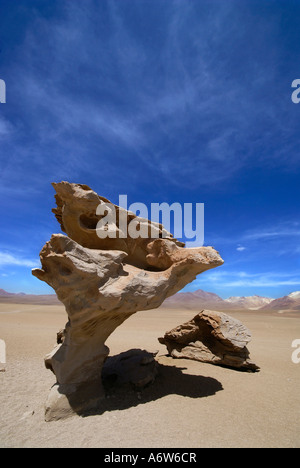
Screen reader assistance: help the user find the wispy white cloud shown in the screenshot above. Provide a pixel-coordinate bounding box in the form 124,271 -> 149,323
221,278 -> 300,288
192,269 -> 300,289
243,228 -> 300,241
2,0 -> 298,191
208,222 -> 300,251
0,116 -> 13,137
0,252 -> 37,268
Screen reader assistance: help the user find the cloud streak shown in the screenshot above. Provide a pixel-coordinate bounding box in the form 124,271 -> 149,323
0,252 -> 37,268
243,228 -> 300,241
195,269 -> 300,288
2,1 -> 300,191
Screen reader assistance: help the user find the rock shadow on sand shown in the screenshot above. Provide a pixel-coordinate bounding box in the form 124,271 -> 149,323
80,350 -> 223,417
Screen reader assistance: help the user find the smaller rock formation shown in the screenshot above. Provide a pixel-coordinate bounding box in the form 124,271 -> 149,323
159,310 -> 259,371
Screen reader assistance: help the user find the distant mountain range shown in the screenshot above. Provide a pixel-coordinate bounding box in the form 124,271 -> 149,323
162,289 -> 300,311
0,288 -> 26,297
260,291 -> 300,311
225,295 -> 273,309
0,288 -> 299,311
0,289 -> 60,305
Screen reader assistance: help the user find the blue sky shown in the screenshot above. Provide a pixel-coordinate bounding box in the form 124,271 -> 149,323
0,0 -> 300,298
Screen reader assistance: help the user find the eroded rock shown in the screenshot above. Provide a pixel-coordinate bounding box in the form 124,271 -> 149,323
32,182 -> 224,420
159,310 -> 259,371
51,181 -> 184,269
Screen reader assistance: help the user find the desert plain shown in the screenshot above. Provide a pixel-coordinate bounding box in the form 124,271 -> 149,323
0,298 -> 299,448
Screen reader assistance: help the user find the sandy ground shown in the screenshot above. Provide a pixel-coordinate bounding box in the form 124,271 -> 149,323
0,303 -> 299,448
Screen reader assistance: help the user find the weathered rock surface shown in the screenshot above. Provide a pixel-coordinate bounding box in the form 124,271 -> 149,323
32,182 -> 224,420
51,181 -> 185,270
159,310 -> 259,371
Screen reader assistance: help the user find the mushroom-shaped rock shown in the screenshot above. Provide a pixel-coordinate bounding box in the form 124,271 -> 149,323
32,182 -> 224,420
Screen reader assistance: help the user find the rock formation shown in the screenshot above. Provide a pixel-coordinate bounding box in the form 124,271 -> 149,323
51,181 -> 185,270
32,182 -> 224,421
159,310 -> 259,371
